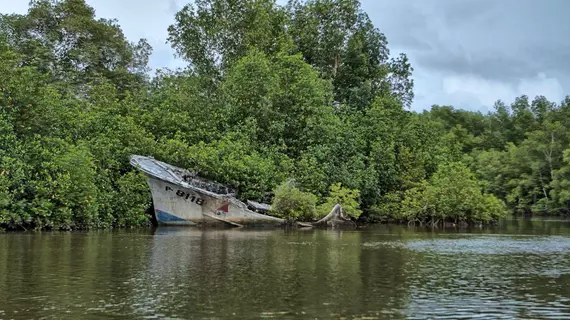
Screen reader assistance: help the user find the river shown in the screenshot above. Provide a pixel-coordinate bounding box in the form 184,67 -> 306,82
1,217 -> 570,319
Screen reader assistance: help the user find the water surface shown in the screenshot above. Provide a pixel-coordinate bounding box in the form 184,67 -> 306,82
1,217 -> 570,319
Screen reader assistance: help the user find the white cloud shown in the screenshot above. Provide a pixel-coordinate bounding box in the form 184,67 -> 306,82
409,70 -> 565,113
0,0 -> 28,14
442,73 -> 564,107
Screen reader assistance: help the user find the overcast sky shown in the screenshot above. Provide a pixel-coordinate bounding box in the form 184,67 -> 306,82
2,0 -> 569,112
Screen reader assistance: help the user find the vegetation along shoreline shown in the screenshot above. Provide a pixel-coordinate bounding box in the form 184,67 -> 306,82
1,0 -> 569,231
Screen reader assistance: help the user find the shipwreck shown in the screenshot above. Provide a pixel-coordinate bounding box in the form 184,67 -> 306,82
130,155 -> 353,228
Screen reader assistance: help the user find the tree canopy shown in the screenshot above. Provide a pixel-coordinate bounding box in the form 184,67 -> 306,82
1,0 -> 567,230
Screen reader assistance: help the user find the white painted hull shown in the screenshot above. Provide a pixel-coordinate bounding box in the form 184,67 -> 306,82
130,155 -> 351,228
146,176 -> 285,226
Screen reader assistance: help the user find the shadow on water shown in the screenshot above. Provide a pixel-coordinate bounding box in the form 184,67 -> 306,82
1,217 -> 570,319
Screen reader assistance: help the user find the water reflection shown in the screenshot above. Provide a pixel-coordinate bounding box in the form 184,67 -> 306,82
0,218 -> 570,319
136,228 -> 379,319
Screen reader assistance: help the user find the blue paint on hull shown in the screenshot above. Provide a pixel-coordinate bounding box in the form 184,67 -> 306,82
155,210 -> 187,222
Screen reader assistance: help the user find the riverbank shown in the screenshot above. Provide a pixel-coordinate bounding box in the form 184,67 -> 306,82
2,0 -> 568,232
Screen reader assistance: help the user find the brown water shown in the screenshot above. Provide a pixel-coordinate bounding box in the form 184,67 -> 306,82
1,218 -> 570,319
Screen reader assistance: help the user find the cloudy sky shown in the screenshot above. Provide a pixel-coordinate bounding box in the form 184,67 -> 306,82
2,0 -> 569,112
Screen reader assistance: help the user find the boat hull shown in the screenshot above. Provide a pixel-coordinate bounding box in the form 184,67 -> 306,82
130,154 -> 352,228
146,176 -> 285,227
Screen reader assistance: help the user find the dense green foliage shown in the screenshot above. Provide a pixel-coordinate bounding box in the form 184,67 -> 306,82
270,180 -> 318,222
0,0 -> 565,229
427,97 -> 570,216
374,162 -> 507,225
317,183 -> 362,219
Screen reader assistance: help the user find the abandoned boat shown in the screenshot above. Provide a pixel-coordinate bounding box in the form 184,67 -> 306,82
130,155 -> 352,228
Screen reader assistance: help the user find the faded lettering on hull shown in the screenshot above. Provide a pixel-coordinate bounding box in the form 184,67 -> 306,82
165,185 -> 205,205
